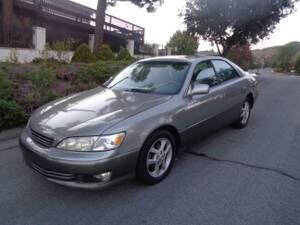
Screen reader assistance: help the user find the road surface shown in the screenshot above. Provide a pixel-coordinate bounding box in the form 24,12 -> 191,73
1,72 -> 300,225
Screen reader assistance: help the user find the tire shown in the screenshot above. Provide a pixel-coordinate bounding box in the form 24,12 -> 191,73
233,98 -> 252,129
136,130 -> 176,185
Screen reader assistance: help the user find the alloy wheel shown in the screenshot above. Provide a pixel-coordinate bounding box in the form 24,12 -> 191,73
241,101 -> 250,125
146,138 -> 173,178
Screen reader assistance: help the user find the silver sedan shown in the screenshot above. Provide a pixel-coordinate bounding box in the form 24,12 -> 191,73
20,56 -> 258,189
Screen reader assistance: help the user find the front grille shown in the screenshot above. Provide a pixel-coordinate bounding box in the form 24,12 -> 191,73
28,162 -> 76,181
31,129 -> 55,148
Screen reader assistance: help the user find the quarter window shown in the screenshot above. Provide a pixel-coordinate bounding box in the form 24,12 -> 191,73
211,60 -> 239,83
192,61 -> 219,87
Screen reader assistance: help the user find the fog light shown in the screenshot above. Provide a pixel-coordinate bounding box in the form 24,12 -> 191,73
94,172 -> 112,182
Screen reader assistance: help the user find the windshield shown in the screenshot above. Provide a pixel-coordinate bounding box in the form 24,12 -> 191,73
107,61 -> 190,95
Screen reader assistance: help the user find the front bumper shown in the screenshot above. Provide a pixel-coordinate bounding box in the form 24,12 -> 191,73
19,130 -> 139,189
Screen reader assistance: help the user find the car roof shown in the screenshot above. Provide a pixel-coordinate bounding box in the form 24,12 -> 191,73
138,55 -> 227,64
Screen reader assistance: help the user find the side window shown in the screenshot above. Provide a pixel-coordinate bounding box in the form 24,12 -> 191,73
211,60 -> 239,83
192,61 -> 219,87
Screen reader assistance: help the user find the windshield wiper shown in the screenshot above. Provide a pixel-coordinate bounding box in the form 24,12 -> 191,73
108,77 -> 129,89
123,88 -> 154,93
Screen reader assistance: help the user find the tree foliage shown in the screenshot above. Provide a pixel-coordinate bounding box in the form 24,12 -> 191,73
117,47 -> 132,60
273,42 -> 300,72
95,44 -> 115,61
226,43 -> 254,70
72,44 -> 96,63
167,31 -> 199,55
295,54 -> 300,73
106,0 -> 163,12
184,0 -> 298,55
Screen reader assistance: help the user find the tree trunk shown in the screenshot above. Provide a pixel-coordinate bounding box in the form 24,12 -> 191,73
1,0 -> 14,46
222,44 -> 233,57
214,41 -> 221,56
94,0 -> 107,52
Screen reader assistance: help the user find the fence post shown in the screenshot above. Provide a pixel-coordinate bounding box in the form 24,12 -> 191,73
32,26 -> 46,51
153,44 -> 159,57
89,34 -> 95,53
167,47 -> 172,56
126,40 -> 135,56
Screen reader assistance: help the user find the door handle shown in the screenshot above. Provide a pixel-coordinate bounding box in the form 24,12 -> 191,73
216,93 -> 225,99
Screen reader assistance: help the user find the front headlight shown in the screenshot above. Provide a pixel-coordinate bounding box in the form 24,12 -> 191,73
57,132 -> 125,152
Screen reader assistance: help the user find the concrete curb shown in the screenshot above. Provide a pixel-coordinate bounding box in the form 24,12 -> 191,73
0,128 -> 23,142
0,128 -> 23,151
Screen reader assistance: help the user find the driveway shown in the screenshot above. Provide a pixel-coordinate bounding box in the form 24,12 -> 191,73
1,72 -> 300,225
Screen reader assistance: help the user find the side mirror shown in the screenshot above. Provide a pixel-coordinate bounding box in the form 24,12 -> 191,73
189,83 -> 210,96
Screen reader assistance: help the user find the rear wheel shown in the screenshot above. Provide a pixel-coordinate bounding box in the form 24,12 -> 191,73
136,130 -> 176,185
233,98 -> 251,129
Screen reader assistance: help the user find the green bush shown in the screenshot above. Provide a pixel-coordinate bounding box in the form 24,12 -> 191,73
0,100 -> 28,131
72,44 -> 96,63
31,58 -> 66,70
22,65 -> 57,110
0,69 -> 14,101
25,65 -> 54,89
0,60 -> 135,130
72,60 -> 131,91
95,44 -> 115,61
295,55 -> 300,74
117,47 -> 132,61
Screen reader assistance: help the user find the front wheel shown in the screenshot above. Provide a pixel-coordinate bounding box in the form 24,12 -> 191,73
233,98 -> 251,129
136,130 -> 176,185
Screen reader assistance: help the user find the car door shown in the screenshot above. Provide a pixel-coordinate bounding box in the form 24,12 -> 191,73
210,59 -> 246,122
177,60 -> 227,142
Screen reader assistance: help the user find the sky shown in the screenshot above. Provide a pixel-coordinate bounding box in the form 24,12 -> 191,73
72,0 -> 300,51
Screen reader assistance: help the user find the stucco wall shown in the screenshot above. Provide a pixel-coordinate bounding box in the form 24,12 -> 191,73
0,48 -> 74,63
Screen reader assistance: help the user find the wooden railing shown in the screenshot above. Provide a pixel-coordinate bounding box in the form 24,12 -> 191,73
16,0 -> 145,43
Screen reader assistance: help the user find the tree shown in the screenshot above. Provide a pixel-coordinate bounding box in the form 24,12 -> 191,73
226,43 -> 254,70
167,31 -> 198,55
94,0 -> 162,52
295,54 -> 300,74
184,0 -> 299,56
274,42 -> 300,72
1,0 -> 14,46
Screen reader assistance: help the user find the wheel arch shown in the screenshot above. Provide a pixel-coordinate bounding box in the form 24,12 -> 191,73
143,125 -> 182,152
246,93 -> 254,108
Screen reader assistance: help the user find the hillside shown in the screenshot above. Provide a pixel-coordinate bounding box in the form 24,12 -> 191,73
252,42 -> 300,71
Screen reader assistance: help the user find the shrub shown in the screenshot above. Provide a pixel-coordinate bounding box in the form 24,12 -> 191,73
72,44 -> 96,63
25,65 -> 54,89
0,69 -> 14,101
95,44 -> 115,61
21,65 -> 57,111
295,55 -> 300,74
47,39 -> 75,62
6,49 -> 19,64
31,58 -> 66,70
0,100 -> 28,131
226,44 -> 253,70
72,60 -> 131,91
117,47 -> 132,61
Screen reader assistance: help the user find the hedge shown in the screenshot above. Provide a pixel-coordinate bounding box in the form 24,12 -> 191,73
0,60 -> 133,131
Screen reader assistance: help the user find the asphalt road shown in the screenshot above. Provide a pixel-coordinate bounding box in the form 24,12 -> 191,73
1,72 -> 300,225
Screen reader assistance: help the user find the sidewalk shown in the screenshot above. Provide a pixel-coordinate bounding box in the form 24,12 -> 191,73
0,128 -> 23,151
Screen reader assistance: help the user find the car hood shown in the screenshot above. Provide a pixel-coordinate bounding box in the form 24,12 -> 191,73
30,87 -> 172,138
